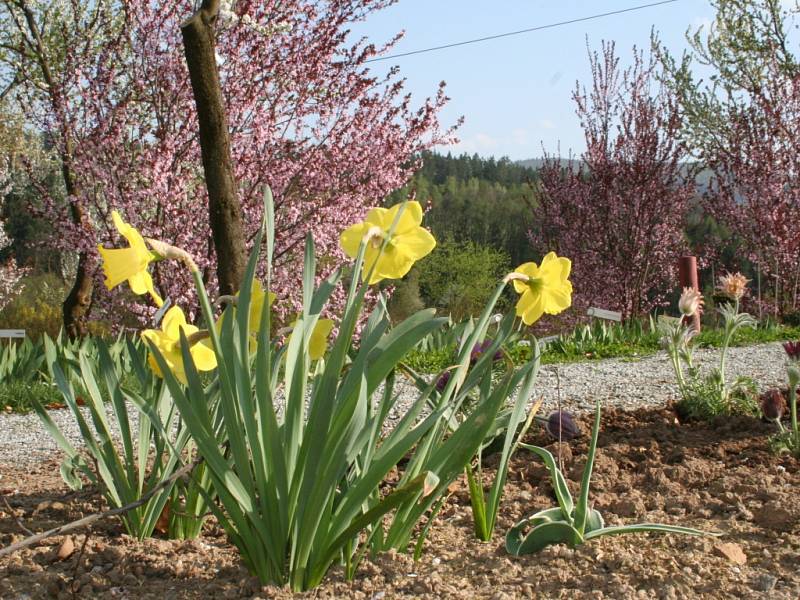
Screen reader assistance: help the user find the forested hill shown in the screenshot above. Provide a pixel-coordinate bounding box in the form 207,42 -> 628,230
389,152 -> 537,266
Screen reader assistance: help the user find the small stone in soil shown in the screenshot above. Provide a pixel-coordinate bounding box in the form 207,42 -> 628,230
751,573 -> 778,592
714,542 -> 747,565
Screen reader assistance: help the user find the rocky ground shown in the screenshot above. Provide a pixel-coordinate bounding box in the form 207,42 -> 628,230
1,405 -> 798,600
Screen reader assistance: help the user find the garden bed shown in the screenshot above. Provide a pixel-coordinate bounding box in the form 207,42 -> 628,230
1,405 -> 798,599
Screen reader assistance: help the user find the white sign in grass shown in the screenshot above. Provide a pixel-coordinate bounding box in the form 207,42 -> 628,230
0,329 -> 25,339
586,307 -> 622,322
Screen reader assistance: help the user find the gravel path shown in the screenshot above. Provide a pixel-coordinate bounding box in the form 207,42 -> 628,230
0,342 -> 789,469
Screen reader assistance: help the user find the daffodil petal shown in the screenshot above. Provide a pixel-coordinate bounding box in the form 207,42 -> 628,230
542,282 -> 572,314
161,306 -> 187,340
512,262 -> 539,294
127,269 -> 154,296
309,318 -> 334,360
374,245 -> 414,283
395,227 -> 435,261
386,201 -> 424,234
364,206 -> 392,230
98,246 -> 148,290
340,222 -> 370,258
517,291 -> 545,325
112,211 -> 151,258
539,252 -> 569,281
362,244 -> 384,284
190,343 -> 218,371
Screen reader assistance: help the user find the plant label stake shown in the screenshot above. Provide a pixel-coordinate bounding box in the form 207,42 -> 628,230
678,256 -> 701,333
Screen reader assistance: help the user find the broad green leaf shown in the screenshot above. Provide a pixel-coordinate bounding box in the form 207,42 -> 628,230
520,445 -> 574,522
505,520 -> 581,556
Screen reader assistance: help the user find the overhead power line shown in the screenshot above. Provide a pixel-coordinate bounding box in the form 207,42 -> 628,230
365,0 -> 681,63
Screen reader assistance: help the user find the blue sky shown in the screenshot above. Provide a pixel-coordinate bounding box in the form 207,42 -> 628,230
350,0 -> 715,160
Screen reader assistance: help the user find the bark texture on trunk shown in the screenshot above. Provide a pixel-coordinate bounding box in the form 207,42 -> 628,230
61,155 -> 94,339
181,0 -> 246,295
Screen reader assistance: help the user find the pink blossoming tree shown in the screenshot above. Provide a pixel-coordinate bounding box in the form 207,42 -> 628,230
4,0 -> 455,329
531,42 -> 694,320
657,0 -> 800,313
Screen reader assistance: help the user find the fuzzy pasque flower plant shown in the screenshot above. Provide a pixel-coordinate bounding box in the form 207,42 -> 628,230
661,279 -> 758,420
766,342 -> 800,457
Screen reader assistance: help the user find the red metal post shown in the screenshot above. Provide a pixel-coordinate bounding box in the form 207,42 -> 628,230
678,255 -> 701,332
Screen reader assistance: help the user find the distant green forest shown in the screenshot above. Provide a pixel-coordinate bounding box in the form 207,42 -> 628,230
389,151 -> 538,266
386,151 -> 740,322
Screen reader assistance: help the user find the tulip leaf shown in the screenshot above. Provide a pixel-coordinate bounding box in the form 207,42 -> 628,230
583,523 -> 720,540
519,444 -> 574,521
505,519 -> 581,556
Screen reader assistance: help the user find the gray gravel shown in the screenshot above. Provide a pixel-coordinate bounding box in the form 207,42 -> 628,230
0,342 -> 789,469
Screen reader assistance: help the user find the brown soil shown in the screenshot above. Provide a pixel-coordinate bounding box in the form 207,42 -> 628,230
1,406 -> 798,600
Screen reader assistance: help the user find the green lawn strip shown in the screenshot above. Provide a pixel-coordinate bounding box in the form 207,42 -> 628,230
403,324 -> 800,373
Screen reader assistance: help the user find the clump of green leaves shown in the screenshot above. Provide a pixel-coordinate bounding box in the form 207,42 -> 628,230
155,193 -> 540,591
0,380 -> 61,413
33,338 -> 212,540
505,400 -> 717,555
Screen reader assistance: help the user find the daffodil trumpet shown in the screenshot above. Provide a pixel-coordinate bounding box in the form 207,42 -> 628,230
97,210 -> 163,307
508,252 -> 573,326
340,201 -> 436,285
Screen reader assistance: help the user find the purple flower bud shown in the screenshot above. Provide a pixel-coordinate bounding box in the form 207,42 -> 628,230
761,389 -> 786,421
435,370 -> 451,392
783,341 -> 800,361
544,410 -> 580,441
470,339 -> 503,365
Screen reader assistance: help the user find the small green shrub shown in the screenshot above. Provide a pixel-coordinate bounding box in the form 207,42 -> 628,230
415,238 -> 512,320
402,345 -> 455,373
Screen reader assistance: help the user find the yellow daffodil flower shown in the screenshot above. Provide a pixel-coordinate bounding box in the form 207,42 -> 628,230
309,318 -> 334,360
247,280 -> 276,334
511,252 -> 573,326
214,279 -> 276,335
98,211 -> 163,306
289,317 -> 335,360
142,306 -> 217,385
339,201 -> 436,285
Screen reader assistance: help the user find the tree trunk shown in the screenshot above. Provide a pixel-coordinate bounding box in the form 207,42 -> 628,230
61,157 -> 94,339
181,0 -> 246,295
